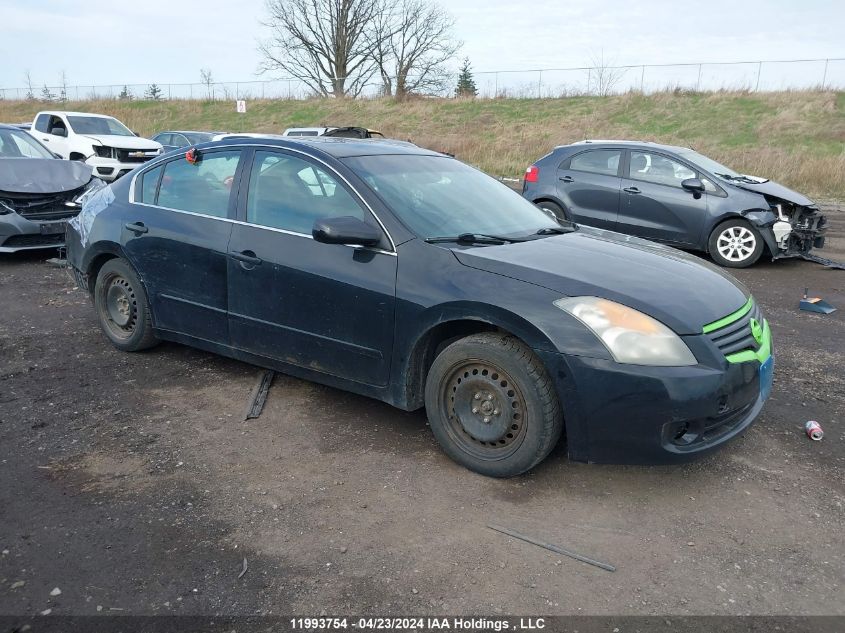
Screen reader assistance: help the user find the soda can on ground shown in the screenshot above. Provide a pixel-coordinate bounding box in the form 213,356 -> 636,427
805,420 -> 823,441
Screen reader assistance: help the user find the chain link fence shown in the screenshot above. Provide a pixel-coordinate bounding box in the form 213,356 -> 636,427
3,58 -> 843,102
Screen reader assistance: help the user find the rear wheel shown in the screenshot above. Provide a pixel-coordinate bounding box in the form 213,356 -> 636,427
424,333 -> 563,477
94,258 -> 159,352
708,219 -> 764,268
536,200 -> 568,222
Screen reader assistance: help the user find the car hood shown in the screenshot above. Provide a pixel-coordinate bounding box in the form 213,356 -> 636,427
0,158 -> 93,194
452,227 -> 749,335
729,178 -> 815,207
82,134 -> 162,150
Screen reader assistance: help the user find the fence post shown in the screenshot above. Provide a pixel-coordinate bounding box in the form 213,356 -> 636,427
538,70 -> 542,98
640,65 -> 645,92
262,82 -> 265,99
696,64 -> 702,92
236,82 -> 240,99
822,59 -> 829,89
494,72 -> 498,98
755,61 -> 762,91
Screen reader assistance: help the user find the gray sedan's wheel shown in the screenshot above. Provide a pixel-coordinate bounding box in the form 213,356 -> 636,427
424,333 -> 563,477
536,200 -> 568,222
94,258 -> 159,352
708,220 -> 764,268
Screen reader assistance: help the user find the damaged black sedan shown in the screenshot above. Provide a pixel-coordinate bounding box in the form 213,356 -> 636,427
0,123 -> 103,252
522,140 -> 828,268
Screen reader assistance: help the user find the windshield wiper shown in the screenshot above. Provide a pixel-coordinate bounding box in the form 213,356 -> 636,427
424,232 -> 529,245
535,225 -> 576,235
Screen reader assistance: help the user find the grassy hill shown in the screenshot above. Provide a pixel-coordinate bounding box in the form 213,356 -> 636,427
2,90 -> 844,198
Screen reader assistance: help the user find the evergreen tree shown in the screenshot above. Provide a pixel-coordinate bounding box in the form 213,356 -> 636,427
118,85 -> 133,100
40,84 -> 56,102
455,58 -> 477,98
144,83 -> 163,100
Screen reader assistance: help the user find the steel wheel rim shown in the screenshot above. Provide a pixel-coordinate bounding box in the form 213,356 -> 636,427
101,274 -> 138,340
438,359 -> 527,461
717,226 -> 756,262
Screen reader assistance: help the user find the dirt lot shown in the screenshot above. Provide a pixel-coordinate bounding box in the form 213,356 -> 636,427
1,208 -> 843,618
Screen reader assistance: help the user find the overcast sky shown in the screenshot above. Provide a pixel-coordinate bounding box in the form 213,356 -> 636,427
1,0 -> 843,89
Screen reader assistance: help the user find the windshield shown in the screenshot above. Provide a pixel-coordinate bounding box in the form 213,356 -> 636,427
343,154 -> 559,239
184,132 -> 214,144
68,116 -> 134,137
0,128 -> 54,159
675,149 -> 740,179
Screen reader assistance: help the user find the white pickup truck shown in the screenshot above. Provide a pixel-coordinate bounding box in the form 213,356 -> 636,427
31,111 -> 162,182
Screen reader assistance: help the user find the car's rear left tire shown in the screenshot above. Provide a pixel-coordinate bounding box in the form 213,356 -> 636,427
94,258 -> 159,352
424,333 -> 563,477
708,219 -> 764,268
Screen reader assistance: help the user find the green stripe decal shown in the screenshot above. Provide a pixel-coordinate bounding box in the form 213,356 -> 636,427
702,296 -> 754,334
725,319 -> 772,364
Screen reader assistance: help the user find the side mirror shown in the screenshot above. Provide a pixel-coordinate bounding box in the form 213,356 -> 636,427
50,127 -> 67,137
133,131 -> 140,137
681,178 -> 705,193
313,216 -> 381,247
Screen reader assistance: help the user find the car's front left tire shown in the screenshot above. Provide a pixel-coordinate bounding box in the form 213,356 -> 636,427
424,333 -> 563,477
94,258 -> 159,352
708,219 -> 764,268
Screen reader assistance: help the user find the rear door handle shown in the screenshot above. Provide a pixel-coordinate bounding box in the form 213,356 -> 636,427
623,186 -> 641,194
124,222 -> 149,234
229,250 -> 262,266
559,175 -> 573,183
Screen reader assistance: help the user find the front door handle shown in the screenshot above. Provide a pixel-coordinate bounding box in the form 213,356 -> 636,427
124,222 -> 149,234
623,186 -> 641,194
559,175 -> 573,183
229,250 -> 263,266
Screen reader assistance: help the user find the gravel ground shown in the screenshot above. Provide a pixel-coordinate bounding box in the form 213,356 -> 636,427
1,206 -> 843,618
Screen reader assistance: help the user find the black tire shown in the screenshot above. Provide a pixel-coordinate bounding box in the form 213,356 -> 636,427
424,333 -> 563,477
93,258 -> 159,352
708,219 -> 764,268
536,200 -> 568,222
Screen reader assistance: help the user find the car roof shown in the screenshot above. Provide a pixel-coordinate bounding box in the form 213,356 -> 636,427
158,130 -> 221,135
207,136 -> 438,158
37,111 -> 115,118
560,140 -> 693,153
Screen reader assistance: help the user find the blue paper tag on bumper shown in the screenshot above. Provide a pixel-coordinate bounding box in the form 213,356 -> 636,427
759,356 -> 774,401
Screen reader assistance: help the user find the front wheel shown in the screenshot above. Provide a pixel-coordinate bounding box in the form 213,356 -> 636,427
708,219 -> 764,268
536,200 -> 568,223
94,258 -> 159,352
424,333 -> 563,477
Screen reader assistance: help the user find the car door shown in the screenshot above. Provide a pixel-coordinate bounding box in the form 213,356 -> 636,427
227,148 -> 397,387
618,150 -> 708,246
38,114 -> 70,158
122,149 -> 244,342
555,148 -> 623,230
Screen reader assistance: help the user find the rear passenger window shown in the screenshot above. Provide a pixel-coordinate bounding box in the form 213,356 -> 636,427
138,165 -> 163,203
246,151 -> 365,234
34,114 -> 50,133
567,150 -> 621,176
156,151 -> 240,217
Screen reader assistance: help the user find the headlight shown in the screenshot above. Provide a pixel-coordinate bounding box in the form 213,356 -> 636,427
93,145 -> 115,158
554,297 -> 697,366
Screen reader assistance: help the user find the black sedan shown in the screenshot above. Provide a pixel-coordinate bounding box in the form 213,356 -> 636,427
150,130 -> 226,153
0,124 -> 103,252
522,140 -> 827,268
66,137 -> 773,477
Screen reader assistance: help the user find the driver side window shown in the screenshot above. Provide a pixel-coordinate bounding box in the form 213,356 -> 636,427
246,151 -> 366,234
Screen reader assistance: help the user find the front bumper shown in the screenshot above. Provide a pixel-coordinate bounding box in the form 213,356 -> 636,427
536,346 -> 771,465
0,213 -> 71,252
84,157 -> 151,182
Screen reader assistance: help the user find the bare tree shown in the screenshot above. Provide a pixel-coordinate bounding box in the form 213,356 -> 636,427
587,50 -> 626,97
24,70 -> 36,101
258,0 -> 384,97
200,68 -> 215,100
370,0 -> 460,98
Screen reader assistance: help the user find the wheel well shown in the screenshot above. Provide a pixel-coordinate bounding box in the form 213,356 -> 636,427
86,253 -> 118,296
403,320 -> 513,410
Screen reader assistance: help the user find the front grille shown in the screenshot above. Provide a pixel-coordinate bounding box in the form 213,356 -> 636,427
116,149 -> 158,163
1,191 -> 83,221
3,233 -> 64,247
705,300 -> 763,357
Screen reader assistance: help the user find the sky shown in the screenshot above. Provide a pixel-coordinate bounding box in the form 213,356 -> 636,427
1,0 -> 843,90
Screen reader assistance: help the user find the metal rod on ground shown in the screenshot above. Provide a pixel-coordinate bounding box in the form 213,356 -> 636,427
487,524 -> 616,572
244,369 -> 275,420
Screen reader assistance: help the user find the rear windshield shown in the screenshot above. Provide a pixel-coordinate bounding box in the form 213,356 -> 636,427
68,116 -> 134,137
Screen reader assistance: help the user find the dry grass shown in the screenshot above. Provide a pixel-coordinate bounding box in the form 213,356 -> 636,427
2,89 -> 843,198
